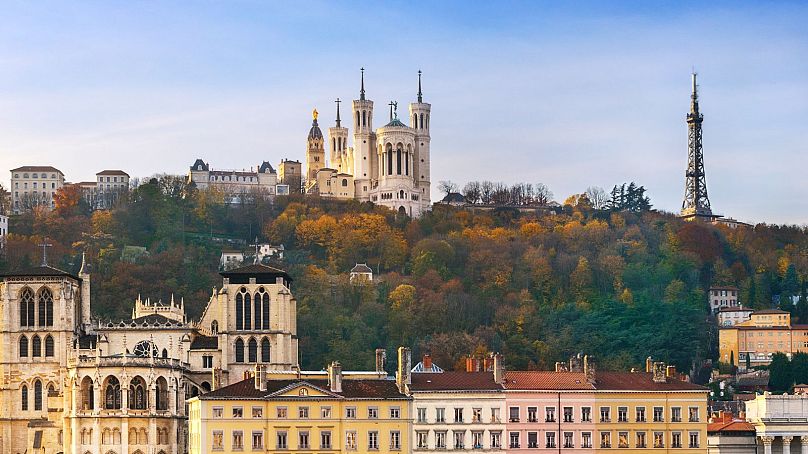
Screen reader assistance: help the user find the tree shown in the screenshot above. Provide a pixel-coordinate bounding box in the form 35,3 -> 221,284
791,352 -> 808,386
768,352 -> 793,393
585,186 -> 607,210
534,183 -> 553,206
437,181 -> 458,198
462,181 -> 482,204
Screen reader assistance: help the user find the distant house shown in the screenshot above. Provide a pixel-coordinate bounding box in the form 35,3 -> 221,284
257,244 -> 284,262
438,192 -> 466,206
220,250 -> 245,270
709,286 -> 739,314
350,263 -> 373,282
717,306 -> 753,327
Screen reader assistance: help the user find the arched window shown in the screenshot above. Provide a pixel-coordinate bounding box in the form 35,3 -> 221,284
261,338 -> 270,363
396,146 -> 403,175
19,287 -> 34,327
129,376 -> 147,410
21,385 -> 28,410
362,110 -> 367,127
155,376 -> 168,411
45,335 -> 54,357
261,291 -> 270,329
81,377 -> 94,410
253,292 -> 262,332
34,380 -> 42,410
342,179 -> 348,187
420,113 -> 424,129
332,138 -> 336,152
248,338 -> 258,363
32,335 -> 41,357
211,320 -> 219,335
386,143 -> 393,175
19,335 -> 28,357
356,111 -> 360,128
235,291 -> 244,330
38,288 -> 53,327
243,290 -> 252,330
161,348 -> 168,358
234,338 -> 244,363
104,377 -> 121,409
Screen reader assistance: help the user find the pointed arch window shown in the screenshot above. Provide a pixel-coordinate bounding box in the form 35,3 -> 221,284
45,335 -> 54,357
38,287 -> 53,327
104,377 -> 121,409
19,287 -> 34,327
258,288 -> 270,329
32,335 -> 42,357
34,380 -> 42,410
386,143 -> 393,175
21,385 -> 28,410
211,320 -> 219,335
19,335 -> 28,357
81,377 -> 94,410
397,146 -> 403,175
235,291 -> 244,330
155,377 -> 168,410
243,290 -> 252,330
248,338 -> 258,363
234,338 -> 245,363
253,292 -> 262,332
261,338 -> 270,363
129,376 -> 147,410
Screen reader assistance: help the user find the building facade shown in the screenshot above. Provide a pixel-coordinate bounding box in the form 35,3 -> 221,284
307,69 -> 432,217
710,287 -> 740,314
719,309 -> 807,368
745,393 -> 808,454
10,166 -> 65,213
78,170 -> 131,210
278,159 -> 303,193
187,159 -> 285,199
0,214 -> 6,248
0,261 -> 300,454
717,306 -> 753,327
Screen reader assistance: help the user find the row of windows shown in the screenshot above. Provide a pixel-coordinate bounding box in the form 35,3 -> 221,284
233,337 -> 271,363
14,173 -> 58,179
507,430 -> 700,449
79,375 -> 170,411
208,175 -> 257,182
14,181 -> 57,189
212,429 -> 402,451
417,407 -> 500,424
507,405 -> 700,423
213,405 -> 402,420
98,176 -> 126,183
19,334 -> 55,358
18,287 -> 54,328
416,430 -> 501,449
20,380 -> 52,411
234,287 -> 271,331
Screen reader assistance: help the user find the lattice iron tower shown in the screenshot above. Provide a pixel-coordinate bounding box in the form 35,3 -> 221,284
681,72 -> 713,218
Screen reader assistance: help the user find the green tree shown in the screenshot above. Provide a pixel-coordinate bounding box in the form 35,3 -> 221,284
791,352 -> 808,386
768,352 -> 793,393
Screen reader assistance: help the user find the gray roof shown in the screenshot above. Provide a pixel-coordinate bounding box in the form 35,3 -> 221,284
308,119 -> 323,140
384,118 -> 407,128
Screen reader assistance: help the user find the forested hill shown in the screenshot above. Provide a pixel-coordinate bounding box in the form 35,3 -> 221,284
3,176 -> 808,378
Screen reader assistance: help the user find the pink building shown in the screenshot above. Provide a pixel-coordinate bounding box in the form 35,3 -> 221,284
504,370 -> 596,453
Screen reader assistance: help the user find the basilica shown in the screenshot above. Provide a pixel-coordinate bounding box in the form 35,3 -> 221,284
0,258 -> 299,454
306,69 -> 432,217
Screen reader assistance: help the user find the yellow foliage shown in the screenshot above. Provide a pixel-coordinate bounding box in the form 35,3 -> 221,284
389,284 -> 417,310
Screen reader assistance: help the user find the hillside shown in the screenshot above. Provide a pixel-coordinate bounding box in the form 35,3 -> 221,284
2,176 -> 808,377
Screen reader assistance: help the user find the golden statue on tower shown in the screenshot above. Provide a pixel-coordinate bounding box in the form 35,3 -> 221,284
312,108 -> 318,120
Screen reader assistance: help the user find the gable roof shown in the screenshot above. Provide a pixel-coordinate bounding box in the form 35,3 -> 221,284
410,372 -> 502,391
504,371 -> 594,390
594,372 -> 707,391
351,263 -> 372,273
96,170 -> 130,176
708,420 -> 755,433
11,166 -> 63,174
0,265 -> 80,281
200,378 -> 407,400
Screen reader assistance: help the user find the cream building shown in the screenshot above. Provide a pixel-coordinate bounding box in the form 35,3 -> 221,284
308,69 -> 432,217
0,259 -> 300,454
187,159 -> 285,199
10,166 -> 65,213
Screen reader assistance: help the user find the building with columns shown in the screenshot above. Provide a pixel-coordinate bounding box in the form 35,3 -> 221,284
308,69 -> 432,217
745,393 -> 808,454
0,259 -> 300,454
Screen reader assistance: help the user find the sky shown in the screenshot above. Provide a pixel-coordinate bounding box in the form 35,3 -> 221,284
0,1 -> 806,224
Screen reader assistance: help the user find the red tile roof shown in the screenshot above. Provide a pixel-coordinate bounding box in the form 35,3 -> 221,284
96,170 -> 130,176
200,378 -> 408,400
708,420 -> 755,433
11,166 -> 63,174
594,372 -> 708,391
410,372 -> 503,391
504,371 -> 594,390
754,309 -> 789,315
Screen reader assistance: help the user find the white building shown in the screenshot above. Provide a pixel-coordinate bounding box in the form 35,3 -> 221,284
745,393 -> 808,454
78,170 -> 131,210
0,260 -> 300,454
0,214 -> 7,248
405,352 -> 506,453
308,69 -> 432,217
350,263 -> 373,282
717,306 -> 753,327
220,250 -> 245,270
710,286 -> 740,314
10,166 -> 65,213
187,159 -> 280,199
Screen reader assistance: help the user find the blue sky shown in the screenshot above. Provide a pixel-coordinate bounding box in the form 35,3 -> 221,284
1,1 -> 806,223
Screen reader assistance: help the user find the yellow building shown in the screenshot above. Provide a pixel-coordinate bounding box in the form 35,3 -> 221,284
592,362 -> 708,453
719,309 -> 808,368
188,363 -> 411,454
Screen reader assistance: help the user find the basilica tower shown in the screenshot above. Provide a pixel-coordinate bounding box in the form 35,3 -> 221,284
409,70 -> 432,211
305,109 -> 325,191
352,68 -> 376,200
328,99 -> 350,174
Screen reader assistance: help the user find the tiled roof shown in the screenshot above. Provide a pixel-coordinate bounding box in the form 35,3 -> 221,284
351,263 -> 372,273
594,372 -> 708,391
11,166 -> 63,174
200,378 -> 407,400
96,170 -> 129,176
0,265 -> 79,280
410,372 -> 502,391
504,371 -> 594,390
708,420 -> 755,433
190,336 -> 218,350
754,309 -> 789,315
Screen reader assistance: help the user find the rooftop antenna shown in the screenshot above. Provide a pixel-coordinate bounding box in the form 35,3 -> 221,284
38,239 -> 53,266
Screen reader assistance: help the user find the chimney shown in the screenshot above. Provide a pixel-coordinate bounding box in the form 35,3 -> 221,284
465,355 -> 474,372
254,364 -> 267,392
328,361 -> 343,393
569,353 -> 583,373
375,348 -> 387,374
666,365 -> 677,378
396,347 -> 411,392
652,362 -> 667,383
423,354 -> 433,371
493,353 -> 505,384
646,356 -> 653,373
484,353 -> 494,372
211,367 -> 223,391
584,355 -> 596,384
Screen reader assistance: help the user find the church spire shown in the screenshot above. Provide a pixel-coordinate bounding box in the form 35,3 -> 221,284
360,67 -> 366,101
417,70 -> 423,103
335,98 -> 341,128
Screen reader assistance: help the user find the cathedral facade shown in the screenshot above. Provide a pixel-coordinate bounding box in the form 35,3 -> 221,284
307,70 -> 432,217
0,259 -> 298,454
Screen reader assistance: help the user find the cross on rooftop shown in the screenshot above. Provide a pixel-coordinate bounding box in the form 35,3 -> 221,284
38,240 -> 53,266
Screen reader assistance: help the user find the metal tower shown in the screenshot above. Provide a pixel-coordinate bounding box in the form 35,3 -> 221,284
681,72 -> 713,218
